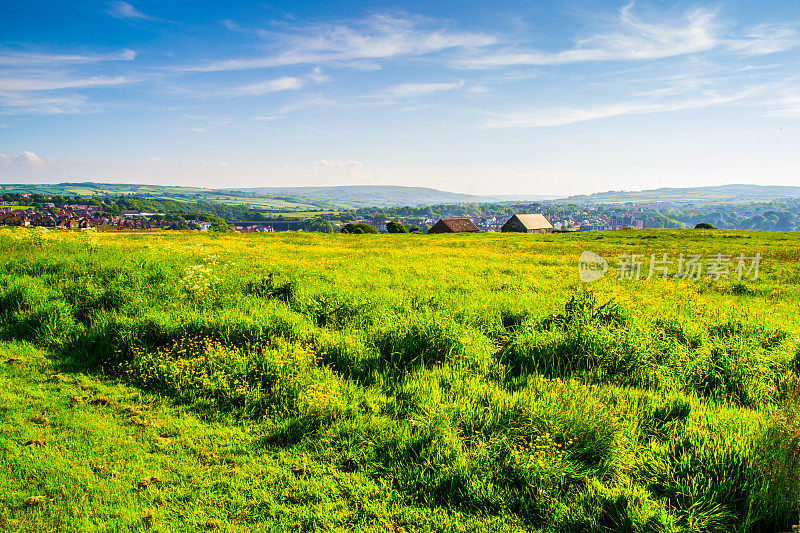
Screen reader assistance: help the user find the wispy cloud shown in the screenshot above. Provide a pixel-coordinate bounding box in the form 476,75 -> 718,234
458,4 -> 798,69
182,15 -> 495,72
261,95 -> 340,118
727,23 -> 800,55
763,94 -> 800,117
0,48 -> 136,67
0,44 -> 137,114
225,76 -> 305,97
177,68 -> 326,99
387,81 -> 464,98
0,74 -> 131,92
106,1 -> 154,21
0,92 -> 91,115
479,86 -> 770,129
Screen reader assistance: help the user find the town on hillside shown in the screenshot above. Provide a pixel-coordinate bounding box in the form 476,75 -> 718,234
2,190 -> 799,232
0,199 -> 643,233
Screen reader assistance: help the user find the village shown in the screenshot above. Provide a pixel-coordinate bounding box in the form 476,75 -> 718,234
0,197 -> 649,233
0,204 -> 211,231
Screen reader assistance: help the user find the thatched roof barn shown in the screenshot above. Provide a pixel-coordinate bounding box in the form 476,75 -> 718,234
428,218 -> 480,234
501,213 -> 554,233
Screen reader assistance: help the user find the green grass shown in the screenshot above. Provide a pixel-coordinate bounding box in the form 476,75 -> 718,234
0,205 -> 34,211
1,227 -> 800,532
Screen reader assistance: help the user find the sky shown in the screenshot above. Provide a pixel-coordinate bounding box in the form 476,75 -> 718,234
1,0 -> 799,196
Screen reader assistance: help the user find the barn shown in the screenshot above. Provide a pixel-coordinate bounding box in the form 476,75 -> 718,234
501,213 -> 554,233
428,218 -> 480,234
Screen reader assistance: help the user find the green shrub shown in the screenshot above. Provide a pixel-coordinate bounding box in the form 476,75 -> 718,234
386,221 -> 407,233
340,223 -> 377,234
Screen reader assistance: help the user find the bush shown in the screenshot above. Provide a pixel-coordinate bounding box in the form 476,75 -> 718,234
386,221 -> 407,233
694,222 -> 718,229
341,223 -> 377,234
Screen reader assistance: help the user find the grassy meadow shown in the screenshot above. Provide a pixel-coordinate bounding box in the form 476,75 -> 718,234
2,227 -> 800,532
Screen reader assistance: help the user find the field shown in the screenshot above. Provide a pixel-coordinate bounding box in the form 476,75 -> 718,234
2,227 -> 800,532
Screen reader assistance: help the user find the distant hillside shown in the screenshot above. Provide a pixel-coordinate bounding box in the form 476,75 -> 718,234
230,185 -> 497,208
558,184 -> 800,204
0,182 -> 503,209
0,182 -> 319,210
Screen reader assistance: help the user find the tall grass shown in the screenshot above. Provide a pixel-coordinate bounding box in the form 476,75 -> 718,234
1,226 -> 800,531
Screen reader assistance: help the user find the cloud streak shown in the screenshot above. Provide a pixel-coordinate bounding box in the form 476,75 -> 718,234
182,15 -> 495,72
479,85 -> 773,129
0,74 -> 131,92
0,92 -> 91,115
458,4 -> 798,69
387,81 -> 464,98
106,1 -> 154,21
0,48 -> 136,67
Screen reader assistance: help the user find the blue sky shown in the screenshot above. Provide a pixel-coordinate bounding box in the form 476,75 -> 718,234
1,0 -> 799,195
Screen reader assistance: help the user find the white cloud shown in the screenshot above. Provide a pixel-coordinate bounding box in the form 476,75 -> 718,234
225,76 -> 305,97
0,47 -> 136,114
177,69 -> 324,99
107,1 -> 153,21
763,95 -> 800,117
728,23 -> 800,55
0,74 -> 131,92
479,87 -> 764,129
460,4 -> 720,68
458,4 -> 799,69
0,93 -> 90,114
181,15 -> 495,72
255,95 -> 340,119
0,151 -> 46,168
386,81 -> 464,98
0,48 -> 136,67
149,156 -> 161,163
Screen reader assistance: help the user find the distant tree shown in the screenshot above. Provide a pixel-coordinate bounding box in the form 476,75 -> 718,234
694,222 -> 718,229
340,222 -> 378,234
386,220 -> 407,233
776,211 -> 794,231
305,218 -> 335,233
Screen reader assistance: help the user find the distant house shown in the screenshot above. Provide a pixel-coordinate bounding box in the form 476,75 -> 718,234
501,213 -> 554,234
428,218 -> 480,234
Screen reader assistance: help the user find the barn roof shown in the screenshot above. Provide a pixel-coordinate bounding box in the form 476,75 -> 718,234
429,218 -> 480,233
513,213 -> 553,230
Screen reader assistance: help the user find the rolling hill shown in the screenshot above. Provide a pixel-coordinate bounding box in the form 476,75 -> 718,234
558,184 -> 800,204
0,182 -> 507,209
